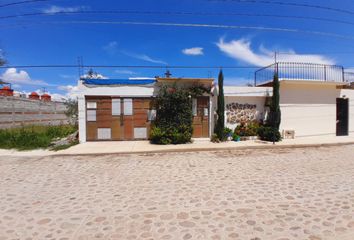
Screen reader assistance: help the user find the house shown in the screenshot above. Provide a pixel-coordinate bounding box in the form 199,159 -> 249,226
78,76 -> 214,142
77,62 -> 354,143
224,62 -> 354,138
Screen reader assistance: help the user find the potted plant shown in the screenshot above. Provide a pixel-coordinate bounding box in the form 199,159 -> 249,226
232,133 -> 241,142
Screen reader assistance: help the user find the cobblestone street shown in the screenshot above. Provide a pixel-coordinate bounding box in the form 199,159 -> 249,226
1,145 -> 354,240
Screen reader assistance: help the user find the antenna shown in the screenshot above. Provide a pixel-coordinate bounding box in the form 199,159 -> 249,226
41,87 -> 47,94
77,56 -> 84,79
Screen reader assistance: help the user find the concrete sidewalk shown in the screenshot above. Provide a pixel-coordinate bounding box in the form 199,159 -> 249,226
1,135 -> 353,157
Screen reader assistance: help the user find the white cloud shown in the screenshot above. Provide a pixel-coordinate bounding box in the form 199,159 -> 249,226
60,74 -> 76,79
224,77 -> 253,86
122,51 -> 167,65
182,47 -> 204,56
1,68 -> 49,86
57,85 -> 81,100
43,5 -> 88,14
103,41 -> 118,55
217,38 -> 335,66
115,70 -> 137,75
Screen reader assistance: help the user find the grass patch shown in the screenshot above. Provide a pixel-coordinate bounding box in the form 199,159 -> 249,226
0,125 -> 77,151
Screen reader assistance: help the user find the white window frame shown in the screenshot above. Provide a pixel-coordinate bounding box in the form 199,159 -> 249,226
87,102 -> 97,109
112,99 -> 121,116
87,110 -> 97,122
124,98 -> 133,116
192,98 -> 197,116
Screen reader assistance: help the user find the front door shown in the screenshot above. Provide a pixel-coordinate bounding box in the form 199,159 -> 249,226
192,97 -> 210,138
336,98 -> 349,136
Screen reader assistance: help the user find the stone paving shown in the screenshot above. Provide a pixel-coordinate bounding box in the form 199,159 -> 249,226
0,145 -> 354,240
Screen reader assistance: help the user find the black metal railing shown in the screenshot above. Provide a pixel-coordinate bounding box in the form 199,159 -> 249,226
344,72 -> 354,83
255,62 -> 347,86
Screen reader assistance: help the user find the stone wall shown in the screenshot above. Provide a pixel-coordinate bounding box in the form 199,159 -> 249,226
0,96 -> 69,129
224,96 -> 267,130
226,103 -> 257,124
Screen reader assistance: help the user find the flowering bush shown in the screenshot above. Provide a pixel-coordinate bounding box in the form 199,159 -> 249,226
234,121 -> 261,137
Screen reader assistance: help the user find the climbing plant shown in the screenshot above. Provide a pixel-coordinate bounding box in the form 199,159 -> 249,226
150,83 -> 211,145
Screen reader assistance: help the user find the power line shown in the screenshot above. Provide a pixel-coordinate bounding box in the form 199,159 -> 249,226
0,65 -> 262,69
1,64 -> 353,70
2,10 -> 354,27
0,0 -> 48,8
209,0 -> 354,16
4,20 -> 354,41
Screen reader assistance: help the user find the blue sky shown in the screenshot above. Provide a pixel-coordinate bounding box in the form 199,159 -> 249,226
1,0 -> 354,99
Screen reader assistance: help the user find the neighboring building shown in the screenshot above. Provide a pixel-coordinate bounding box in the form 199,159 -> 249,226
78,77 -> 214,142
224,62 -> 354,138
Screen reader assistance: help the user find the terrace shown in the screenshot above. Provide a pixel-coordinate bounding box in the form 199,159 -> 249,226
254,62 -> 353,86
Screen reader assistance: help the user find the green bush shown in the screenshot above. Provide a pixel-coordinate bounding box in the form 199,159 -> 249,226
150,85 -> 194,145
232,133 -> 240,141
210,133 -> 220,143
257,126 -> 282,142
234,121 -> 261,137
0,125 -> 77,150
150,125 -> 192,145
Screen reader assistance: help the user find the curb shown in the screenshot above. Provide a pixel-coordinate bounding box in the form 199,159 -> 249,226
50,141 -> 354,158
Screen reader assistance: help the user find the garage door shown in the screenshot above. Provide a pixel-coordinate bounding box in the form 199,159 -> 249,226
86,97 -> 154,141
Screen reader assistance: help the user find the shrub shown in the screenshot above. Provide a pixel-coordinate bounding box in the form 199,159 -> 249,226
234,121 -> 261,137
210,133 -> 220,143
150,125 -> 192,145
257,126 -> 282,142
150,84 -> 194,145
232,133 -> 240,141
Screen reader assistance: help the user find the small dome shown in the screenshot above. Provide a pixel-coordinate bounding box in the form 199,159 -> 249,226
30,92 -> 39,96
41,93 -> 50,97
2,86 -> 11,90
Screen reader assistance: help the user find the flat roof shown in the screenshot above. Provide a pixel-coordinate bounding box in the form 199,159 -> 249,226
82,78 -> 156,86
224,86 -> 272,97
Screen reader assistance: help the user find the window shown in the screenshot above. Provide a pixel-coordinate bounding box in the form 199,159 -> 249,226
134,127 -> 147,139
147,109 -> 156,121
112,99 -> 121,115
124,99 -> 133,115
87,110 -> 96,121
87,101 -> 97,121
192,98 -> 197,116
97,128 -> 111,140
87,102 -> 97,109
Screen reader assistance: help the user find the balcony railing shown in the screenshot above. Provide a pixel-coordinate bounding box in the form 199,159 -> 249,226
344,72 -> 354,83
254,62 -> 349,86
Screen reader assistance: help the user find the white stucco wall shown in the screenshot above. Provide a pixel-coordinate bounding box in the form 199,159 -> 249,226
78,95 -> 86,143
279,82 -> 342,137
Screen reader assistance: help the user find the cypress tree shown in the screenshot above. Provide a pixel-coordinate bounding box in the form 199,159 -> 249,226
215,70 -> 225,140
271,73 -> 281,129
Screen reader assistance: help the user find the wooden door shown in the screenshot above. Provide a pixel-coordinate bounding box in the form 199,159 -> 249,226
111,98 -> 123,140
192,97 -> 210,138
